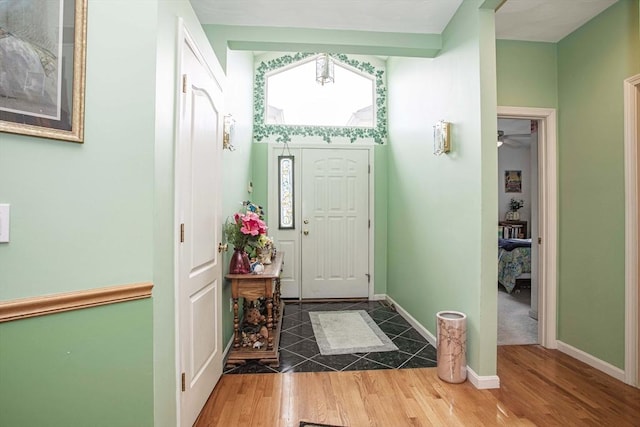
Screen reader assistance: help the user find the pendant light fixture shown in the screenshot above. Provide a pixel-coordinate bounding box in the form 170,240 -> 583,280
315,53 -> 334,86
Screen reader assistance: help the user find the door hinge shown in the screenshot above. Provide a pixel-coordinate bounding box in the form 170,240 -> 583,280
180,223 -> 185,243
182,74 -> 187,93
368,164 -> 371,174
368,219 -> 371,229
181,372 -> 186,392
366,273 -> 371,283
538,237 -> 542,244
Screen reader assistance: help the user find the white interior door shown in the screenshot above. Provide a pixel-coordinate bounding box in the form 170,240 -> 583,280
177,31 -> 223,427
301,149 -> 369,298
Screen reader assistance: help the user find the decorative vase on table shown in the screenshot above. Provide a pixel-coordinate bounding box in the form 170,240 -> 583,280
506,210 -> 521,220
229,247 -> 251,274
257,246 -> 272,265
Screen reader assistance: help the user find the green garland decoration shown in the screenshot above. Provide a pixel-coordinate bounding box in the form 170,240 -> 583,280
253,53 -> 387,144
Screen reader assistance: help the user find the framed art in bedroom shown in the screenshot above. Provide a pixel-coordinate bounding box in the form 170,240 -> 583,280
505,170 -> 522,193
0,0 -> 87,143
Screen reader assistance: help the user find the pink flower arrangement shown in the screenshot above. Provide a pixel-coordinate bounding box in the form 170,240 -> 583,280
225,209 -> 268,252
237,212 -> 267,236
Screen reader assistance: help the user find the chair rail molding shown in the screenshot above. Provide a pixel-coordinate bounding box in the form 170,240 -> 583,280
0,282 -> 153,322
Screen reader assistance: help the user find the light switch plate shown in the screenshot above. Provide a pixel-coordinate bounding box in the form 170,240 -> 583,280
0,204 -> 10,243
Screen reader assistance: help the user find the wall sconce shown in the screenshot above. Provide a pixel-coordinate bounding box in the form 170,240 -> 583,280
223,114 -> 235,151
433,120 -> 451,155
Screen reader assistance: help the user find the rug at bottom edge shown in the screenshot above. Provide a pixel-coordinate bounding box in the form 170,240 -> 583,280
299,422 -> 345,427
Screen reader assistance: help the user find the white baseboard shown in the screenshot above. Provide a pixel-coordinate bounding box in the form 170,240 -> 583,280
223,335 -> 234,360
385,295 -> 501,389
385,295 -> 436,347
371,293 -> 387,301
467,366 -> 501,389
557,340 -> 626,382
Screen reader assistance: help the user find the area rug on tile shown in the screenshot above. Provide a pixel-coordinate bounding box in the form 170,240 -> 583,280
309,310 -> 398,355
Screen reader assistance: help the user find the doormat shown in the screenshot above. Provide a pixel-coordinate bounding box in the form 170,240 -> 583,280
299,422 -> 345,427
309,310 -> 398,355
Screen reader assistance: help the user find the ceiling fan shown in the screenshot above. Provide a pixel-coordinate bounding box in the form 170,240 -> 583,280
497,130 -> 531,148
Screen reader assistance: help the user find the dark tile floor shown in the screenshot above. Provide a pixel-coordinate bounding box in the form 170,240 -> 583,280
224,300 -> 438,374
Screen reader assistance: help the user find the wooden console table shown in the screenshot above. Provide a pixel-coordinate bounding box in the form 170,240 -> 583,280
225,252 -> 283,367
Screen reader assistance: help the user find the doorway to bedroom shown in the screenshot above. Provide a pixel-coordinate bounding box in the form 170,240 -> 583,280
497,117 -> 539,346
497,106 -> 559,351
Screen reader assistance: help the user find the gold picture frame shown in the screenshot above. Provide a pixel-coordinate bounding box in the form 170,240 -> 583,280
0,0 -> 87,143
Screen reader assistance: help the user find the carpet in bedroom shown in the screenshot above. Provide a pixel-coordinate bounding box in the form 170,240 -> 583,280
498,287 -> 538,345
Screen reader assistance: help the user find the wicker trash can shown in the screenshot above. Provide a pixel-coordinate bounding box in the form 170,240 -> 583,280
436,311 -> 467,383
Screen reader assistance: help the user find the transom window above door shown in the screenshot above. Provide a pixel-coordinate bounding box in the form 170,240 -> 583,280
254,52 -> 387,144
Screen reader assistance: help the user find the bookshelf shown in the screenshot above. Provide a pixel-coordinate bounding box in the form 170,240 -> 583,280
499,220 -> 527,239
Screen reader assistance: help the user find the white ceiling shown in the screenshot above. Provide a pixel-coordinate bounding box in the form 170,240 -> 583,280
495,0 -> 618,42
190,0 -> 618,43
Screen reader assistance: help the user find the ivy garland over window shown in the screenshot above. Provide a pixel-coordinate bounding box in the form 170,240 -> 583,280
253,52 -> 387,144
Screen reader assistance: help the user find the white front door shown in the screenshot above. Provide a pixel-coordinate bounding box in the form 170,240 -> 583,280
177,31 -> 224,427
300,149 -> 370,298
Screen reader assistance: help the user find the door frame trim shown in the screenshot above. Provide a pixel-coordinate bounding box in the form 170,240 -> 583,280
497,106 -> 558,349
266,143 -> 376,300
624,73 -> 640,387
174,19 -> 188,426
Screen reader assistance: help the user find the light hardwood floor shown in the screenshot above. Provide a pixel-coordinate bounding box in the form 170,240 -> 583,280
195,345 -> 640,426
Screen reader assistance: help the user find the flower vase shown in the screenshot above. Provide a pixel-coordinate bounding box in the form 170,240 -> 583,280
229,247 -> 251,274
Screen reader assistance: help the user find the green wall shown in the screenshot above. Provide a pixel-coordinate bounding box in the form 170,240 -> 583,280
496,40 -> 558,108
556,0 -> 639,368
0,300 -> 153,427
220,49 -> 257,344
496,0 -> 639,369
386,0 -> 498,375
0,1 -> 156,301
373,144 -> 389,295
0,1 -> 159,425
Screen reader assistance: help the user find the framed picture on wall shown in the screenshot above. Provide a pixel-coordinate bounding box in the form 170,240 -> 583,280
0,0 -> 87,143
505,170 -> 522,193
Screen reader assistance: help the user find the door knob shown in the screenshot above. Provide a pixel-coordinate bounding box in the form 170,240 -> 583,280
303,230 -> 309,235
218,242 -> 228,253
303,219 -> 309,224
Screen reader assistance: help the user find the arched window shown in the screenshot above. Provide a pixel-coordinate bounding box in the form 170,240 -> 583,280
254,53 -> 387,144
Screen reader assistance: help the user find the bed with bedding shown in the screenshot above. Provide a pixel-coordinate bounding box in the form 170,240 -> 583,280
498,238 -> 532,293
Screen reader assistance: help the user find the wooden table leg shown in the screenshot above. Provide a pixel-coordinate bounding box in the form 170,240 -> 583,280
266,297 -> 273,350
233,297 -> 240,348
275,278 -> 281,318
